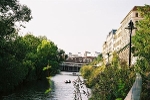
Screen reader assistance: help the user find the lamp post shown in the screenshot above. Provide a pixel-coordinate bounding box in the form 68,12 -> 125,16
106,52 -> 110,66
107,52 -> 110,63
125,20 -> 136,67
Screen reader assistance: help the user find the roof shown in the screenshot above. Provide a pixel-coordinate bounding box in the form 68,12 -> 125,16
107,29 -> 117,38
112,29 -> 117,34
121,6 -> 143,24
65,56 -> 95,63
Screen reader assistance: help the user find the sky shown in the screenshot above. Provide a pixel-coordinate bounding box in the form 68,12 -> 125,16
19,0 -> 150,56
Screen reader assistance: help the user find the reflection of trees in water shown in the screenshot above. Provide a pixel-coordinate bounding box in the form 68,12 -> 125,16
1,80 -> 51,100
73,76 -> 90,100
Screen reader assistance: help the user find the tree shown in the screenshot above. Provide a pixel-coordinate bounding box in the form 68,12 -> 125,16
57,49 -> 68,63
0,0 -> 32,37
132,5 -> 150,74
0,0 -> 32,92
90,53 -> 103,65
0,34 -> 29,92
80,51 -> 135,100
132,4 -> 150,99
111,52 -> 120,68
36,39 -> 64,78
23,34 -> 41,53
132,5 -> 150,66
22,34 -> 41,81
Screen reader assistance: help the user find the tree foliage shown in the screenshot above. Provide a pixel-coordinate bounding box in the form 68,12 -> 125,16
0,34 -> 29,92
0,0 -> 32,37
132,4 -> 150,99
0,0 -> 32,92
90,53 -> 103,65
80,5 -> 150,100
80,52 -> 135,100
0,1 -> 67,93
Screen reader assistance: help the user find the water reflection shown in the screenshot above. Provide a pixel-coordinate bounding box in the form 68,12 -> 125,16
2,72 -> 90,100
2,80 -> 50,100
50,72 -> 90,100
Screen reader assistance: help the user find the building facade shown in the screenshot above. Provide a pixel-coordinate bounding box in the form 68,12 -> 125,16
102,29 -> 116,64
102,6 -> 143,65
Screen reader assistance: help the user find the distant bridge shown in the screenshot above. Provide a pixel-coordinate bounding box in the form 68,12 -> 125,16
60,62 -> 88,72
60,56 -> 96,72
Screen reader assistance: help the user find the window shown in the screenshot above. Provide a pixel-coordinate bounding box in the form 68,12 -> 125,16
135,21 -> 138,24
135,13 -> 138,17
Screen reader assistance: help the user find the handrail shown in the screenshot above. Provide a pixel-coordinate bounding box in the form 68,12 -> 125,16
124,73 -> 142,100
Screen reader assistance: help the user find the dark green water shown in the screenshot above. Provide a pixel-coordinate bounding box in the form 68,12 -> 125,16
1,72 -> 90,100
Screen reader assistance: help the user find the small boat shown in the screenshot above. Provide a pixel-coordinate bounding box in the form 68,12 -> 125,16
65,80 -> 71,83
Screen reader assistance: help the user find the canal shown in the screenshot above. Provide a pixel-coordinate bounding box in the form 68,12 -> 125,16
1,72 -> 90,100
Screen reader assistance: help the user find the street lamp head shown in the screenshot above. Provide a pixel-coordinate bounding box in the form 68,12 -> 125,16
125,20 -> 137,30
128,20 -> 134,29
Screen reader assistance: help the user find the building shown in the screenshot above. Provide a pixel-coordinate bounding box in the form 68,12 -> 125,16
102,6 -> 143,65
102,29 -> 117,64
66,51 -> 96,63
113,26 -> 122,52
117,6 -> 143,64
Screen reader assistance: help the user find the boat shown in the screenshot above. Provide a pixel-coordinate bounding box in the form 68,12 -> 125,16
65,80 -> 71,83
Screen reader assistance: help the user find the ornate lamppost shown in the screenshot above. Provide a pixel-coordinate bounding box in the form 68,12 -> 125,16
107,52 -> 110,63
125,20 -> 136,67
106,52 -> 110,66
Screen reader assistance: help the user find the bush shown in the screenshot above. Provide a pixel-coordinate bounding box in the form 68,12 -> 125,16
80,52 -> 136,100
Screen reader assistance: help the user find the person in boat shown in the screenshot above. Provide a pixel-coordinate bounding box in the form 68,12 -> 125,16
65,80 -> 71,83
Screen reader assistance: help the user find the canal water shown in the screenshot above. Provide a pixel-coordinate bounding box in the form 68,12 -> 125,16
1,72 -> 90,100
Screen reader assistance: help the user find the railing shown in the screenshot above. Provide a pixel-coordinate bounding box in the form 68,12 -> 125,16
60,62 -> 87,67
124,73 -> 142,100
60,62 -> 88,72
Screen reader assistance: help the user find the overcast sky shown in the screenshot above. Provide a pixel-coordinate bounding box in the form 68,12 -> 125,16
19,0 -> 150,56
